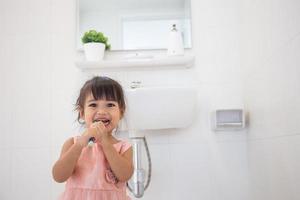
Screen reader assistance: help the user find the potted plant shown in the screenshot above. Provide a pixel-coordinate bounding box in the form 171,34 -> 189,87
82,30 -> 111,61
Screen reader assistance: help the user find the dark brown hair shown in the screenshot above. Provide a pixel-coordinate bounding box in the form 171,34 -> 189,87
75,76 -> 126,123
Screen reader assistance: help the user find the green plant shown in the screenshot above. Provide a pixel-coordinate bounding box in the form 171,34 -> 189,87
81,30 -> 111,50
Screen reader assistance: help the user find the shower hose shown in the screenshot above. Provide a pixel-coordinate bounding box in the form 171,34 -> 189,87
127,136 -> 152,194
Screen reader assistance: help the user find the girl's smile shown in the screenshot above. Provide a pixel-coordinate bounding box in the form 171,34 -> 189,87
93,118 -> 111,126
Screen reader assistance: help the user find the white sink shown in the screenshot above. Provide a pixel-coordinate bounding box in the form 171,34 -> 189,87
123,86 -> 197,131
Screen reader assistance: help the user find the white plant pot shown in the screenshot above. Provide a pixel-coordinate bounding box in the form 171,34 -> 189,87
83,43 -> 105,61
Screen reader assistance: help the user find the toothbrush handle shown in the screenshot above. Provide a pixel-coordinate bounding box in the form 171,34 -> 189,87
88,137 -> 96,147
89,137 -> 96,143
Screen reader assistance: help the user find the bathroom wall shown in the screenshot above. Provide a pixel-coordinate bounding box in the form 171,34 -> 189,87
240,0 -> 300,199
0,0 -> 298,200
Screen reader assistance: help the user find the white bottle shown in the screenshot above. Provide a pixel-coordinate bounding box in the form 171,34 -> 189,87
167,24 -> 184,56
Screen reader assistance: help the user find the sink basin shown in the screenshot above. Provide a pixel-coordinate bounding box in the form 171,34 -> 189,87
123,86 -> 197,131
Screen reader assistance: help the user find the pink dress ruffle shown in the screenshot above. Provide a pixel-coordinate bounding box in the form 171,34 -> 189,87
59,188 -> 130,200
59,139 -> 132,200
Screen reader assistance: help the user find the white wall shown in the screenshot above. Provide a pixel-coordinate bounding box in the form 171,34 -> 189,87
0,0 -> 299,200
240,0 -> 300,199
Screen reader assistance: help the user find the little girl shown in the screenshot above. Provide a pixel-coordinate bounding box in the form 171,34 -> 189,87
52,76 -> 133,200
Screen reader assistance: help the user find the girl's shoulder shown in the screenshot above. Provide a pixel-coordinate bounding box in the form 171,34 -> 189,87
61,136 -> 80,150
112,138 -> 132,154
64,137 -> 75,145
58,137 -> 76,158
111,137 -> 130,145
62,135 -> 83,149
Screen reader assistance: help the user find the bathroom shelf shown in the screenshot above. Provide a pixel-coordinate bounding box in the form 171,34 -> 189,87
75,54 -> 195,71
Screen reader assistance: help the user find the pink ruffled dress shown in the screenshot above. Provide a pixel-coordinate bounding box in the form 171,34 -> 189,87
59,138 -> 132,200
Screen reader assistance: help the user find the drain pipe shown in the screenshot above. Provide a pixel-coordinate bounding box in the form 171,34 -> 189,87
131,137 -> 145,197
127,135 -> 152,198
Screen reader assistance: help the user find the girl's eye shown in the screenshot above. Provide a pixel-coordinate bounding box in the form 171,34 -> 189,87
88,103 -> 97,107
107,103 -> 116,107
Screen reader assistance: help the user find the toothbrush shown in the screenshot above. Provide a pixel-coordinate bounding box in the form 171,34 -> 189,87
88,137 -> 96,147
88,119 -> 100,147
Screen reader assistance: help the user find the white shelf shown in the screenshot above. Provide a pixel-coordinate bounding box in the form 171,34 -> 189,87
75,54 -> 195,71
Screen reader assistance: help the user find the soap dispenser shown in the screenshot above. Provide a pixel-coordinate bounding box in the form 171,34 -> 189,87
167,24 -> 184,56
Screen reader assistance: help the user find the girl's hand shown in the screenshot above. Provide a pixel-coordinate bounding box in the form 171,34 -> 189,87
77,121 -> 109,147
90,121 -> 109,141
84,121 -> 108,142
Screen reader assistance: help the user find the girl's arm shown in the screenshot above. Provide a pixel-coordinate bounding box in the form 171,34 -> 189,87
52,137 -> 85,183
52,127 -> 100,183
101,138 -> 134,182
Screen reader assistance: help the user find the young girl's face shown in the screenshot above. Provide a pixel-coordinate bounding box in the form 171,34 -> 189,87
80,93 -> 123,133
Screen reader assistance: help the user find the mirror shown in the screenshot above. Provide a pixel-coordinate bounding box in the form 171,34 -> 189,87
77,0 -> 192,51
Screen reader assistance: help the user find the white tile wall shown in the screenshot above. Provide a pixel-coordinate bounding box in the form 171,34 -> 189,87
248,135 -> 300,200
209,141 -> 250,200
241,1 -> 300,200
0,147 -> 12,199
11,148 -> 52,200
129,144 -> 173,200
0,0 -> 51,36
51,146 -> 65,200
168,143 -> 213,200
243,34 -> 300,139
